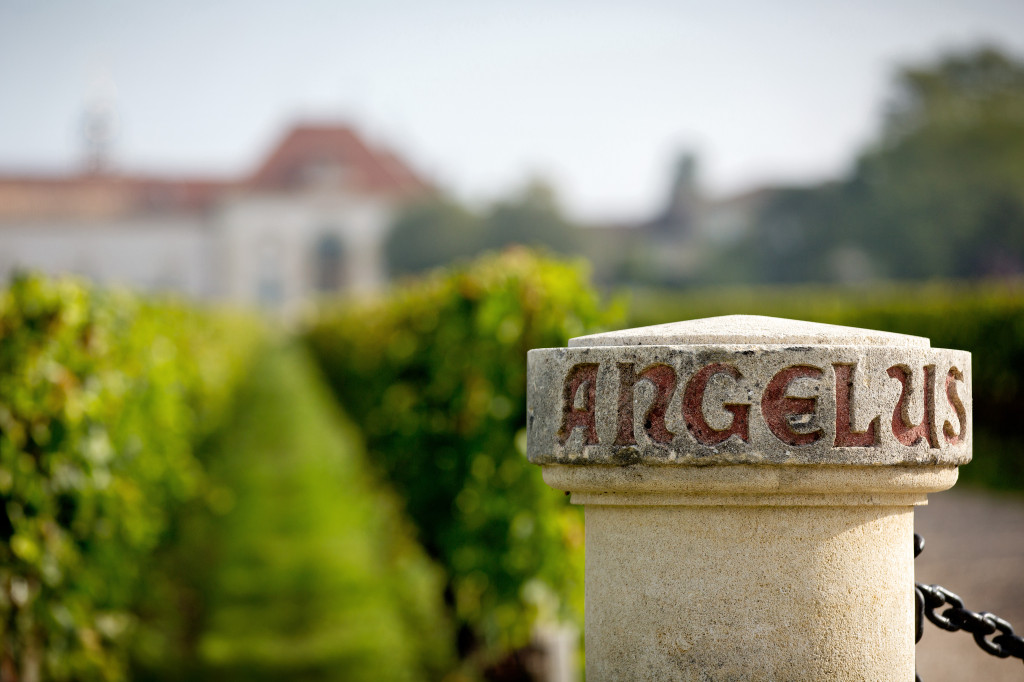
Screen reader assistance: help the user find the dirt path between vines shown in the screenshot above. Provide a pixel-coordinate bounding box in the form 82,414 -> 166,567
914,487 -> 1024,682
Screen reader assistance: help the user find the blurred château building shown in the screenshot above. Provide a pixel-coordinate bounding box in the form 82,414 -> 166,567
585,152 -> 772,286
0,122 -> 429,314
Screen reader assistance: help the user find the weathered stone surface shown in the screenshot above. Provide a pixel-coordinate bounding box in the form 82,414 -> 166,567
584,504 -> 915,681
525,315 -> 972,681
527,315 -> 971,468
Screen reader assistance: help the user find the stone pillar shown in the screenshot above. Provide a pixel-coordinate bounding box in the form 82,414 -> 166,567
526,315 -> 971,681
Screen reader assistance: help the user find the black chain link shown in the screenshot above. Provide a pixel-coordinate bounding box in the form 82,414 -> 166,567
914,532 -> 1024,679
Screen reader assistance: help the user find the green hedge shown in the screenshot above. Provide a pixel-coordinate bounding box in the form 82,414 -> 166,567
0,275 -> 259,681
133,343 -> 455,681
304,250 -> 621,669
629,280 -> 1024,490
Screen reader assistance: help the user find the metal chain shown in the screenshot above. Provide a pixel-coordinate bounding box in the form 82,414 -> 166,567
914,532 -> 1024,673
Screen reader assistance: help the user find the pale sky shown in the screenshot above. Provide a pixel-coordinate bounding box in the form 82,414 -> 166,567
2,0 -> 1023,220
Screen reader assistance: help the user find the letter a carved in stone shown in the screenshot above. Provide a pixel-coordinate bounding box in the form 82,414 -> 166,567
558,363 -> 600,446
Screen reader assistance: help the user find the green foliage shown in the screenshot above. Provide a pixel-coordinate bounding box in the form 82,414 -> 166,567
304,250 -> 621,667
478,181 -> 580,256
385,181 -> 581,277
387,197 -> 484,277
0,274 -> 259,681
851,47 -> 1024,279
711,185 -> 851,284
720,46 -> 1024,284
136,344 -> 455,682
881,47 -> 1024,145
2,276 -> 449,682
628,279 -> 1024,490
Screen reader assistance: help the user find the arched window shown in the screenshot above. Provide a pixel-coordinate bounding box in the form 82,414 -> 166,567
312,232 -> 346,293
257,237 -> 284,307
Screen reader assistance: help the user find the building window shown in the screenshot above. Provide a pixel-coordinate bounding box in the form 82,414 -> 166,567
312,232 -> 346,293
257,238 -> 284,307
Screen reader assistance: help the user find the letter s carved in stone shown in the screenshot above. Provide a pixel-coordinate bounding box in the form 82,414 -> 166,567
943,366 -> 967,445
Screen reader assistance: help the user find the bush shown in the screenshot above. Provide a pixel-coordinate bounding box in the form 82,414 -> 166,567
304,250 -> 621,669
628,280 -> 1024,490
0,274 -> 259,681
134,344 -> 455,682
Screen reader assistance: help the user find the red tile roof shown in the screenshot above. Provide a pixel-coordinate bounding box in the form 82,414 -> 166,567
247,124 -> 430,196
0,123 -> 429,220
0,174 -> 235,221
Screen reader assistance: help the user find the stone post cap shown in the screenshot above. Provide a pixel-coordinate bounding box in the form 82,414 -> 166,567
527,315 -> 972,471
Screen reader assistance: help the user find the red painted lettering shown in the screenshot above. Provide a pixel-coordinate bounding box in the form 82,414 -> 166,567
762,365 -> 824,446
682,363 -> 749,445
887,365 -> 938,448
615,363 -> 677,445
833,363 -> 879,447
943,367 -> 967,445
558,363 -> 600,446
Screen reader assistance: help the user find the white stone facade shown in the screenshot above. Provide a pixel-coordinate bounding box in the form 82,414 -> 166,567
0,218 -> 214,298
0,123 -> 426,314
215,191 -> 393,310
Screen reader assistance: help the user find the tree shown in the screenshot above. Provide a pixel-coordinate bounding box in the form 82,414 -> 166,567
385,196 -> 484,276
850,46 -> 1024,279
721,45 -> 1024,283
386,181 -> 585,278
480,179 -> 580,255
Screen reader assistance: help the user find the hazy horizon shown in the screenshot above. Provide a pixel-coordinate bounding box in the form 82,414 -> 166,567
3,0 -> 1024,221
